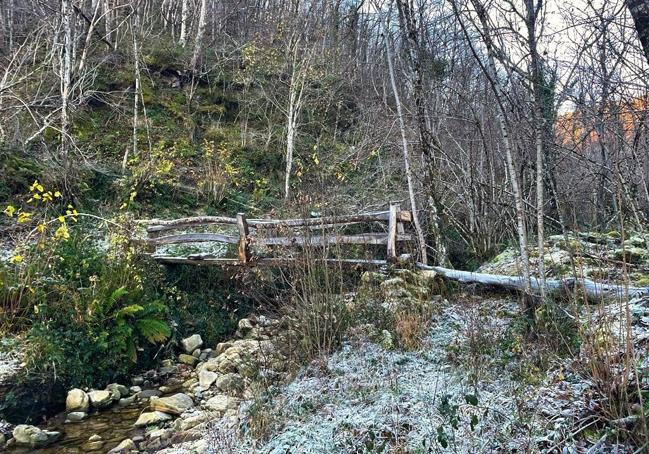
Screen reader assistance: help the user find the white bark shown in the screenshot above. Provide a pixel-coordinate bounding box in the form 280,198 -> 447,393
179,0 -> 189,47
190,0 -> 208,71
384,29 -> 429,265
60,0 -> 74,172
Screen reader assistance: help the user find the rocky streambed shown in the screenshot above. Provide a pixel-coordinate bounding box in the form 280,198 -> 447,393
1,314 -> 290,453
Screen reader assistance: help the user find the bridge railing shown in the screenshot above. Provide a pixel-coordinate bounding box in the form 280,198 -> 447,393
143,202 -> 415,266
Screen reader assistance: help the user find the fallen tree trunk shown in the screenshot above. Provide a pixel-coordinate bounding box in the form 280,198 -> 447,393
417,264 -> 649,301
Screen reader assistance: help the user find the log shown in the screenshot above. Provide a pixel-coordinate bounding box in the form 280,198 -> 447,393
419,264 -> 649,301
146,233 -> 239,245
253,232 -> 413,247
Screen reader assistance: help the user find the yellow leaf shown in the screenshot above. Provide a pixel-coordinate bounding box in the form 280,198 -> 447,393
54,224 -> 70,240
54,191 -> 62,197
17,212 -> 32,223
58,216 -> 66,223
3,205 -> 15,217
36,223 -> 46,233
9,255 -> 23,264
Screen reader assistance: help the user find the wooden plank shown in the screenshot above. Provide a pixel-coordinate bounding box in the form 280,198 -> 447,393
152,256 -> 389,267
237,213 -> 251,264
146,233 -> 239,245
386,202 -> 398,262
253,233 -> 413,246
145,210 -> 413,234
146,216 -> 238,234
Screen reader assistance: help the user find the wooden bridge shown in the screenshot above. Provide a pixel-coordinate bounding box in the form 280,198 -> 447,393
143,202 -> 417,267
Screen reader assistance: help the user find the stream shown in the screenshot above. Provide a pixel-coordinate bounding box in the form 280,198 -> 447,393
6,399 -> 148,453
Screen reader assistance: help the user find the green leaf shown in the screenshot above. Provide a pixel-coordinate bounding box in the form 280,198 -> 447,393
470,414 -> 479,431
136,318 -> 171,343
115,304 -> 144,318
464,394 -> 478,406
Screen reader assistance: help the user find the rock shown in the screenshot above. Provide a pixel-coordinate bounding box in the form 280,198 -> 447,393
162,359 -> 174,367
216,373 -> 244,395
173,412 -> 211,431
132,376 -> 144,386
237,318 -> 255,337
66,388 -> 90,412
89,434 -> 103,442
118,396 -> 137,406
108,438 -> 136,453
88,390 -> 113,409
192,348 -> 201,358
215,342 -> 232,355
65,411 -> 88,423
198,370 -> 218,389
12,425 -> 61,448
134,411 -> 173,427
204,394 -> 239,413
159,385 -> 174,393
380,330 -> 394,349
130,386 -> 142,394
150,393 -> 194,415
85,440 -> 105,450
106,383 -> 129,400
179,354 -> 199,366
615,247 -> 648,263
181,334 -> 203,354
136,389 -> 162,401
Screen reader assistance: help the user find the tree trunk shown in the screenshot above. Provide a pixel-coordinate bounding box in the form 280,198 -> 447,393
180,0 -> 189,47
384,27 -> 429,265
626,0 -> 649,64
60,0 -> 74,177
190,0 -> 208,72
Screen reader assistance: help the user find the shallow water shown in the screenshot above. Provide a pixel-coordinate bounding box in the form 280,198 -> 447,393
6,400 -> 147,453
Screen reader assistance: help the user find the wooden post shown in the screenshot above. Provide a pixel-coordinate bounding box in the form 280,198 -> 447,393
236,213 -> 251,264
387,202 -> 398,262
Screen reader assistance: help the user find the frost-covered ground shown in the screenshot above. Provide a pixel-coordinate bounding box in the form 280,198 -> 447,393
180,298 -> 541,454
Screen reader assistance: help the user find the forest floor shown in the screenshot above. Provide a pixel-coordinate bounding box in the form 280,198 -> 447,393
161,293 -> 648,453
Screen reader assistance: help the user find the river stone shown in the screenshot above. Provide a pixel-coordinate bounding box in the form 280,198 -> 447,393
65,411 -> 88,422
12,425 -> 61,448
136,389 -> 162,401
215,342 -> 232,355
118,395 -> 137,406
132,376 -> 144,386
108,438 -> 136,453
198,370 -> 218,389
107,383 -> 129,400
179,354 -> 199,366
85,440 -> 104,450
134,411 -> 173,427
181,334 -> 203,354
150,393 -> 194,415
204,394 -> 239,413
66,388 -> 90,412
130,386 -> 142,394
88,390 -> 113,409
173,412 -> 211,431
89,434 -> 103,442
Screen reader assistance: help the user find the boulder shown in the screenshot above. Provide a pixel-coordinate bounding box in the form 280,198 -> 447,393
136,389 -> 162,401
88,390 -> 113,409
173,412 -> 211,431
65,411 -> 88,423
198,370 -> 218,389
180,334 -> 203,354
150,393 -> 194,415
108,438 -> 136,453
204,394 -> 239,413
66,388 -> 90,412
12,425 -> 61,448
106,383 -> 129,400
178,354 -> 199,366
216,373 -> 244,395
134,411 -> 173,427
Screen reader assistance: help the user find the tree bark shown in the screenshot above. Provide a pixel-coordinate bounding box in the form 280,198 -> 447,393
384,26 -> 429,265
626,0 -> 649,64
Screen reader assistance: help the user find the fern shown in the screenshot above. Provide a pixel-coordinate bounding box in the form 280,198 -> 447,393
114,304 -> 144,318
136,318 -> 171,343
